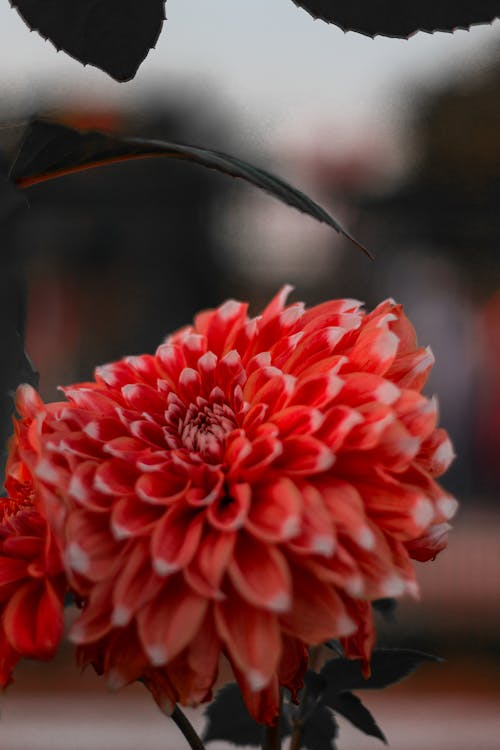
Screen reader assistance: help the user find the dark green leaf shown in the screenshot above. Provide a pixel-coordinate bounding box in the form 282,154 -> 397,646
6,119 -> 370,257
301,705 -> 338,750
203,684 -> 264,746
10,0 -> 166,82
321,649 -> 441,702
372,598 -> 397,623
330,692 -> 386,743
292,1 -> 500,38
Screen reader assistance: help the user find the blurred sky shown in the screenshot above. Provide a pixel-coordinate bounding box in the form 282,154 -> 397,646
2,1 -> 500,149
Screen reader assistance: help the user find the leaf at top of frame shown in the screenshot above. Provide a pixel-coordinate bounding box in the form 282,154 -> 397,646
10,0 -> 166,82
6,118 -> 371,257
292,1 -> 500,38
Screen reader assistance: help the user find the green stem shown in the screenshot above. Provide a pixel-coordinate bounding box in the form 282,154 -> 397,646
171,706 -> 207,750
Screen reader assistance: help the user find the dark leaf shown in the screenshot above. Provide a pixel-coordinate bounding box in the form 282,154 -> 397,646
372,598 -> 398,622
292,1 -> 500,38
330,692 -> 386,744
7,119 -> 370,257
203,684 -> 264,746
10,0 -> 166,82
301,705 -> 338,750
321,650 -> 441,703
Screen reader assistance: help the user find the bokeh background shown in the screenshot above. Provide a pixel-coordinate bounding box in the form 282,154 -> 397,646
0,2 -> 499,748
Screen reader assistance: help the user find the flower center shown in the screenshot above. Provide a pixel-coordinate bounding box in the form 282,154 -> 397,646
178,400 -> 237,462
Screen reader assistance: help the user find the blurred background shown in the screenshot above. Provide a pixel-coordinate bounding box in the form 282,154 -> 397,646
0,1 -> 499,748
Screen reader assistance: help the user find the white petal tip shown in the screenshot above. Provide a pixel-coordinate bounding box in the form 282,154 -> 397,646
381,575 -> 405,598
112,606 -> 131,627
356,526 -> 376,551
66,542 -> 90,575
437,496 -> 458,520
247,670 -> 269,692
146,645 -> 168,667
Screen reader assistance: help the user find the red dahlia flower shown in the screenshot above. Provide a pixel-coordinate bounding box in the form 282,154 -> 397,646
0,454 -> 65,685
5,288 -> 456,724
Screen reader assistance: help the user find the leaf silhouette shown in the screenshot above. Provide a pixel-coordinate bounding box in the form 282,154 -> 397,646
6,119 -> 371,257
329,692 -> 386,743
292,1 -> 500,38
320,649 -> 440,704
10,0 -> 166,82
203,684 -> 264,746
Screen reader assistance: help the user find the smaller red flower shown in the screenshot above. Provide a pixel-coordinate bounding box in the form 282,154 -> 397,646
0,435 -> 66,686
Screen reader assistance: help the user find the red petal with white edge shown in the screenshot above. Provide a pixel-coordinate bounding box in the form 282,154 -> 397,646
185,529 -> 235,597
3,535 -> 44,562
183,613 -> 222,704
227,436 -> 283,483
216,350 -> 246,395
70,578 -> 115,644
250,373 -> 295,413
103,436 -> 149,461
260,285 -> 294,324
319,479 -> 373,550
61,387 -> 120,416
156,344 -> 187,387
270,405 -> 324,437
287,482 -> 336,557
60,432 -> 104,460
339,372 -> 401,407
83,417 -> 126,443
179,333 -> 207,369
121,383 -> 165,416
235,670 -> 280,726
15,384 -> 44,420
207,483 -> 250,531
349,326 -> 399,376
137,575 -> 207,665
406,522 -> 451,562
136,470 -> 189,505
356,479 -> 434,542
280,565 -> 354,644
229,533 -> 291,613
111,497 -> 164,540
204,300 -> 249,357
151,507 -> 204,576
343,403 -> 395,451
396,391 -> 438,440
386,346 -> 435,390
95,359 -> 136,388
65,510 -> 124,581
276,435 -> 334,476
418,429 -> 456,477
215,587 -> 281,688
94,459 -> 138,496
301,298 -> 362,327
246,477 -> 302,542
289,372 -> 343,409
316,405 -> 363,452
112,541 -> 164,625
68,461 -> 112,511
4,579 -> 63,658
368,420 -> 421,472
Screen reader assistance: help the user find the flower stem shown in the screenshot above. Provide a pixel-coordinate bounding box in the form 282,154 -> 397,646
171,705 -> 207,750
262,690 -> 282,750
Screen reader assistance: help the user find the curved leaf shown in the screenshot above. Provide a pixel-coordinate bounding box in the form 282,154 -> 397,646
320,649 -> 441,703
292,1 -> 500,38
330,692 -> 386,744
8,119 -> 371,257
10,0 -> 166,82
203,683 -> 264,746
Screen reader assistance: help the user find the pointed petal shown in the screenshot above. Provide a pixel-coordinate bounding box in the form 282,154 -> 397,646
137,576 -> 207,665
229,533 -> 291,613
